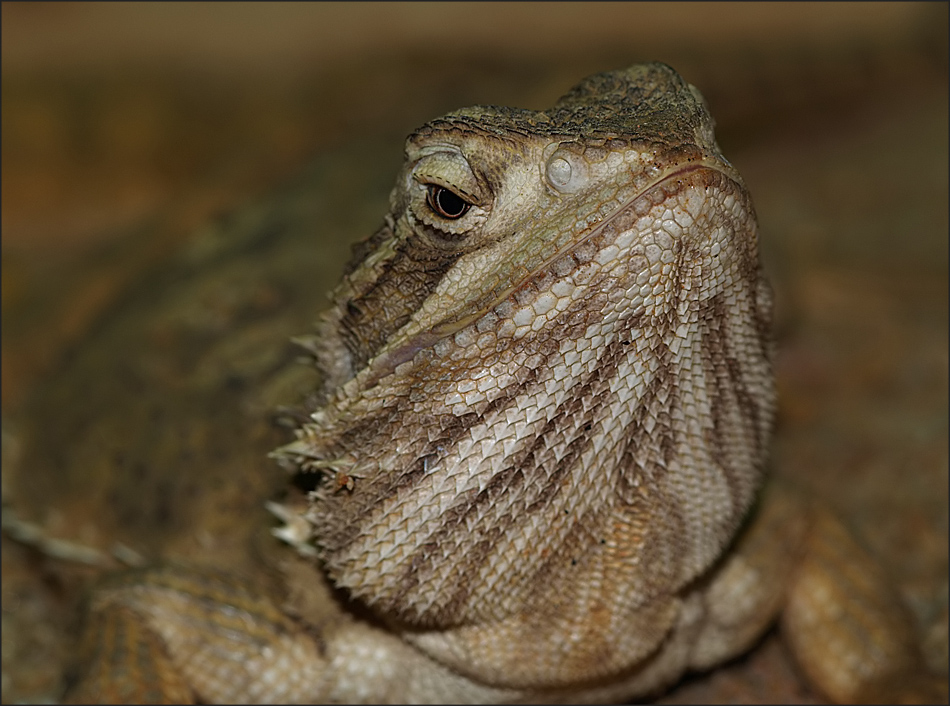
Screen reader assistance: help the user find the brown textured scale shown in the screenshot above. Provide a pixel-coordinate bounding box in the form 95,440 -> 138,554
283,63 -> 772,689
56,62 -> 946,703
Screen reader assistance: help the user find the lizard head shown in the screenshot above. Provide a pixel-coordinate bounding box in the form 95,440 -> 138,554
313,63 -> 740,391
278,64 -> 774,658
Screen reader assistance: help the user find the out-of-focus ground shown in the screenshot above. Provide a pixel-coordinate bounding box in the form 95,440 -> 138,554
2,3 -> 947,703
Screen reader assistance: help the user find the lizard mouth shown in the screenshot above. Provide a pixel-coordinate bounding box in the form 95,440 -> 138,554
431,160 -> 740,335
364,161 -> 741,386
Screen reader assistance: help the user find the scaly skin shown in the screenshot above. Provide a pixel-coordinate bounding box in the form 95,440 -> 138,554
61,63 -> 944,703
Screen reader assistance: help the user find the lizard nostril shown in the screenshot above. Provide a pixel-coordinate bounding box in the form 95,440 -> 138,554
547,157 -> 573,187
545,150 -> 588,193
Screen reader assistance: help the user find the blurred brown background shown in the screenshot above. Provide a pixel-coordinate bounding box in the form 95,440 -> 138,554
2,3 -> 947,703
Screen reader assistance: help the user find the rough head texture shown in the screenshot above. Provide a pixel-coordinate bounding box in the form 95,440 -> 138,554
282,62 -> 774,692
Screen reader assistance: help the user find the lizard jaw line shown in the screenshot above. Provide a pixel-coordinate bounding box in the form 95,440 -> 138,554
428,159 -> 742,336
363,161 -> 739,387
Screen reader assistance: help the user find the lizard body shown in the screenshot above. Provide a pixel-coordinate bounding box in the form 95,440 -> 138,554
32,63 -> 946,703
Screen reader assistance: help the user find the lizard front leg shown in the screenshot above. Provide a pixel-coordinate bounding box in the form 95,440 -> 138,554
688,477 -> 948,704
781,500 -> 948,703
63,564 -> 522,704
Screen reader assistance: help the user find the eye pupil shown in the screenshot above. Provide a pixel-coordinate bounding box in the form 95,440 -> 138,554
427,185 -> 471,219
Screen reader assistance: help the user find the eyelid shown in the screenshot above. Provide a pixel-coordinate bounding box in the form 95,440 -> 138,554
410,148 -> 484,207
413,174 -> 480,208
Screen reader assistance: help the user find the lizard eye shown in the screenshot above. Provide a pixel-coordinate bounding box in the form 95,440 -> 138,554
426,185 -> 471,220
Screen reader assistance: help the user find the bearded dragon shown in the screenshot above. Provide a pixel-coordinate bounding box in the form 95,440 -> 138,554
57,62 -> 944,704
